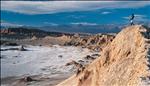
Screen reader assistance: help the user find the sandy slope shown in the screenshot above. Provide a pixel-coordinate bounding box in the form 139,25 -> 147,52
56,25 -> 150,86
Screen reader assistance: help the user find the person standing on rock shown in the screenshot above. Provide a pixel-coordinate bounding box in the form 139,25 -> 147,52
130,13 -> 135,25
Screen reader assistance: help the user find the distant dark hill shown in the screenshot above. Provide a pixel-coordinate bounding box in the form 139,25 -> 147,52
2,23 -> 149,34
0,27 -> 73,39
39,24 -> 123,34
1,24 -> 122,34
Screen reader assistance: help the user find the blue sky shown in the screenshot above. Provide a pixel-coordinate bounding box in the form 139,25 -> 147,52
1,1 -> 150,27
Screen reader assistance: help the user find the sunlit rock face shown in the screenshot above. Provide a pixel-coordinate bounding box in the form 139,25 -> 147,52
57,25 -> 150,86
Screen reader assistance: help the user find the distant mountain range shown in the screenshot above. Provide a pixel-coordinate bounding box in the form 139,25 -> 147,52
1,24 -> 122,34
38,24 -> 123,34
0,27 -> 74,39
1,23 -> 150,34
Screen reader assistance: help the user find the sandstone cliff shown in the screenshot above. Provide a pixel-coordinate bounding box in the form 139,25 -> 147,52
56,25 -> 150,86
65,34 -> 115,52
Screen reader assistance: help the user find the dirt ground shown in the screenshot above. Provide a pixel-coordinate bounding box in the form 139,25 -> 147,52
1,73 -> 72,86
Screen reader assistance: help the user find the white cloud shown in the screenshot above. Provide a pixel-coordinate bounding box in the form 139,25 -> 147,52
123,14 -> 146,19
71,22 -> 98,26
43,22 -> 58,26
1,1 -> 150,15
135,14 -> 146,18
1,22 -> 23,27
67,15 -> 85,19
123,17 -> 130,20
134,15 -> 148,22
123,14 -> 148,22
101,11 -> 111,14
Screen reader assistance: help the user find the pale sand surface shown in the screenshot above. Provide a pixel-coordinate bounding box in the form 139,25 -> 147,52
1,45 -> 97,86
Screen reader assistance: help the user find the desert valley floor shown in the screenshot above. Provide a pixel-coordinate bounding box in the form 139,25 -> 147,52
1,45 -> 98,86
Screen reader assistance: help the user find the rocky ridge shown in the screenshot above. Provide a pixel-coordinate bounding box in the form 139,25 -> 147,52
1,27 -> 115,52
56,25 -> 150,86
65,34 -> 115,52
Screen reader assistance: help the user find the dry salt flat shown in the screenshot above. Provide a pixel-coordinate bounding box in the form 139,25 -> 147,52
1,45 -> 97,86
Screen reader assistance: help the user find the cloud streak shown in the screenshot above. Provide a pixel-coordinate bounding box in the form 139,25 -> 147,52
71,22 -> 98,26
101,11 -> 111,14
1,1 -> 150,15
1,22 -> 23,27
43,22 -> 58,26
123,14 -> 149,22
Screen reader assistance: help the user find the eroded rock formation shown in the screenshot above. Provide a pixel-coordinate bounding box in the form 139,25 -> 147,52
65,34 -> 115,52
56,25 -> 150,86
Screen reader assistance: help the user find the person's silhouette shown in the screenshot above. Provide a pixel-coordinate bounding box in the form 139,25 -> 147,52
130,13 -> 135,25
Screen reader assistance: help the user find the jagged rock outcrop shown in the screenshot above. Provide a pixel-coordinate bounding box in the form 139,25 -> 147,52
65,34 -> 115,52
56,25 -> 150,86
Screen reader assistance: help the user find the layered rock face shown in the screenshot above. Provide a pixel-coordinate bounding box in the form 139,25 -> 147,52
56,25 -> 150,86
65,34 -> 115,51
